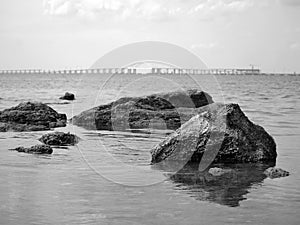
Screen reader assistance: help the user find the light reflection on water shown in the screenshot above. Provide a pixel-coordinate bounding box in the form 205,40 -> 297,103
0,73 -> 299,225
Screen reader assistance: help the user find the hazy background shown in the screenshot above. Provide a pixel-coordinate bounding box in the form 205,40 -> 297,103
0,0 -> 299,73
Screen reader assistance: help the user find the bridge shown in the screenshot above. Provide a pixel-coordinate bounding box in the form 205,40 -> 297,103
0,68 -> 261,75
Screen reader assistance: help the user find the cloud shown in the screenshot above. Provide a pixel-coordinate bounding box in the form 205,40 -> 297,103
279,0 -> 300,7
192,0 -> 253,13
189,0 -> 255,21
290,42 -> 300,50
43,0 -> 76,16
43,0 -> 256,21
191,42 -> 218,49
43,0 -> 170,20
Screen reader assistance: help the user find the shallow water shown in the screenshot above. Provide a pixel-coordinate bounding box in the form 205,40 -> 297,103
0,73 -> 299,225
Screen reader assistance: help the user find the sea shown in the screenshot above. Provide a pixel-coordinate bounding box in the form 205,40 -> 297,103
0,73 -> 299,225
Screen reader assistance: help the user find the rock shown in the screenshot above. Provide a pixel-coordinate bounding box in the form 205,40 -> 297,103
156,89 -> 213,109
0,102 -> 67,132
59,92 -> 75,101
264,167 -> 289,179
71,89 -> 213,131
10,144 -> 53,154
208,167 -> 234,176
151,103 -> 277,166
38,132 -> 79,146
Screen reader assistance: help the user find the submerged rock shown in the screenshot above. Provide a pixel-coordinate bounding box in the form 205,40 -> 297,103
151,103 -> 277,166
208,167 -> 234,176
10,144 -> 53,154
71,89 -> 213,131
167,163 -> 272,207
39,132 -> 79,146
59,92 -> 75,101
264,167 -> 289,179
0,102 -> 67,132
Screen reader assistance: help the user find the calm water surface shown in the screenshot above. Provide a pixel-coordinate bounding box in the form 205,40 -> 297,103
0,73 -> 299,225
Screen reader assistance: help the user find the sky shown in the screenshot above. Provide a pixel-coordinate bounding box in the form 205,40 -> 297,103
0,0 -> 299,72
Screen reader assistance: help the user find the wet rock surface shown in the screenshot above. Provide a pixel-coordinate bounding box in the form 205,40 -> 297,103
151,103 -> 277,165
0,102 -> 67,132
71,89 -> 213,131
264,167 -> 290,179
39,132 -> 79,146
59,92 -> 75,101
10,144 -> 53,154
208,167 -> 234,176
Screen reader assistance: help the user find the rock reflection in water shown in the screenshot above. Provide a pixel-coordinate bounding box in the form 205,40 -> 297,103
167,163 -> 274,207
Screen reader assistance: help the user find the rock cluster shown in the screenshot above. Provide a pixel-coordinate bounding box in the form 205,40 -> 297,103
4,91 -> 289,182
10,132 -> 79,155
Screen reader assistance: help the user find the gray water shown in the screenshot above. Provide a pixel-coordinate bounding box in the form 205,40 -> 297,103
0,73 -> 299,225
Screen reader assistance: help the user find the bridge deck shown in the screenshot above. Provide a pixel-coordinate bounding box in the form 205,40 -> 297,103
0,68 -> 261,75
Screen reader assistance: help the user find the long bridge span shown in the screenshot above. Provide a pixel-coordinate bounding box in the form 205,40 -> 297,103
0,68 -> 261,75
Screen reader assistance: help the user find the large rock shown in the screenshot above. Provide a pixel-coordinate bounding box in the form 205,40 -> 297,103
38,132 -> 79,146
151,103 -> 277,166
71,89 -> 213,131
10,144 -> 53,154
0,102 -> 67,132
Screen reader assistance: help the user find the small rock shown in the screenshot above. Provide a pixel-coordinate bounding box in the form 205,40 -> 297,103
264,167 -> 289,179
60,92 -> 75,101
10,144 -> 53,154
38,132 -> 79,146
208,167 -> 233,176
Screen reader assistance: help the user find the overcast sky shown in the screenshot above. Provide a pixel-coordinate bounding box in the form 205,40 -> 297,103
0,0 -> 299,72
